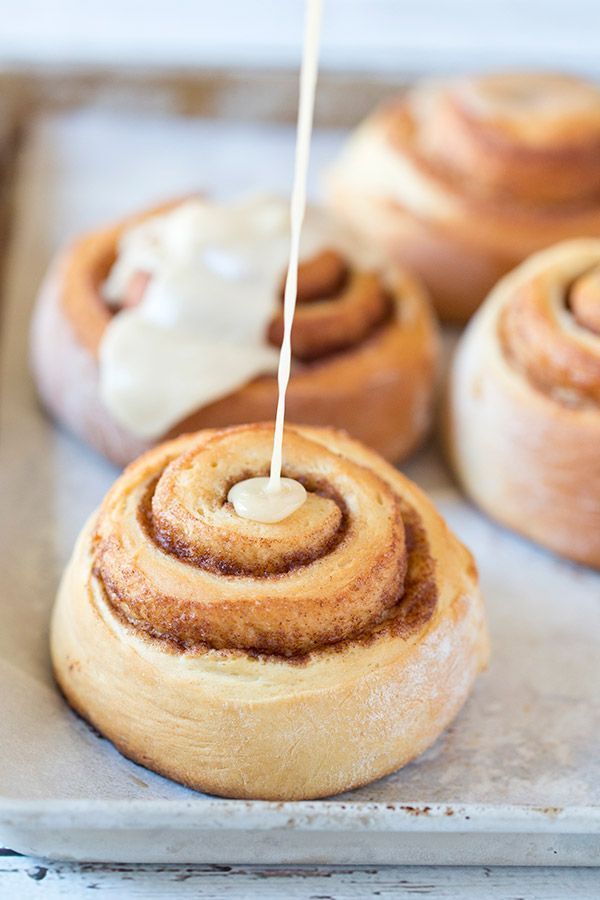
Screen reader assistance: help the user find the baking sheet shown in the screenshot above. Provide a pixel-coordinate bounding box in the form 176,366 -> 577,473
0,110 -> 599,864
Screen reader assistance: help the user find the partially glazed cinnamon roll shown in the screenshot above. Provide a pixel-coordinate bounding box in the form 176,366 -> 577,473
51,424 -> 488,800
445,240 -> 600,568
328,73 -> 600,322
31,195 -> 438,466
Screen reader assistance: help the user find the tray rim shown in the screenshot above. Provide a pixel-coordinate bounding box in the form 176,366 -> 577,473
2,94 -> 600,868
2,798 -> 599,834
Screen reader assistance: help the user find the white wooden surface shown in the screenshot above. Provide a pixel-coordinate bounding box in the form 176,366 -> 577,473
1,0 -> 600,75
1,852 -> 600,899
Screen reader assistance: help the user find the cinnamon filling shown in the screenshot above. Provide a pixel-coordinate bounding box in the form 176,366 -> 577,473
137,472 -> 351,577
122,271 -> 151,309
90,426 -> 426,657
268,249 -> 393,361
500,265 -> 600,406
281,248 -> 349,301
95,494 -> 437,664
107,245 -> 394,364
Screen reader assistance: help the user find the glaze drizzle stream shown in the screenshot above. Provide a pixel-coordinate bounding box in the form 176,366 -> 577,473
230,0 -> 322,524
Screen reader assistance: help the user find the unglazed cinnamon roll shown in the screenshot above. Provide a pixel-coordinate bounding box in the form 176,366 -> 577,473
51,423 -> 488,800
445,240 -> 600,568
328,73 -> 600,322
31,195 -> 438,466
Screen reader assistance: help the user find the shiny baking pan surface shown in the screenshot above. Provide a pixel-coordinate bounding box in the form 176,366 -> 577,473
0,109 -> 598,864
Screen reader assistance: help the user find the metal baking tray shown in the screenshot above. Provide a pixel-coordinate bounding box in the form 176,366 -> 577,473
0,95 -> 598,865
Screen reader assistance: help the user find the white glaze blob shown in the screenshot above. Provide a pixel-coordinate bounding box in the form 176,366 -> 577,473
99,192 -> 370,440
228,476 -> 307,524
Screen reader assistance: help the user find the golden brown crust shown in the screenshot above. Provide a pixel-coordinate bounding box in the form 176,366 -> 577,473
445,239 -> 600,568
327,72 -> 600,322
51,424 -> 489,800
500,267 -> 600,406
31,202 -> 440,466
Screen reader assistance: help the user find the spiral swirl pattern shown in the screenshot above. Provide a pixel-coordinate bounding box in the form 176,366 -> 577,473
500,255 -> 600,407
115,245 -> 393,364
446,239 -> 600,568
92,424 -> 435,657
328,72 -> 600,321
33,197 -> 439,467
402,72 -> 600,205
67,218 -> 394,366
267,249 -> 392,360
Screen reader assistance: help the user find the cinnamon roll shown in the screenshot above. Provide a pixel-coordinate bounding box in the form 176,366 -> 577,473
51,423 -> 488,800
31,195 -> 439,466
328,72 -> 600,322
445,240 -> 600,568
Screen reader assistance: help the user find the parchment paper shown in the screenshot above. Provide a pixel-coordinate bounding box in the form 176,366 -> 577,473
1,110 -> 599,807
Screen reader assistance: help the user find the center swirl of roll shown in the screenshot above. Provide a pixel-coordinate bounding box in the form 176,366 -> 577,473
500,253 -> 600,406
267,249 -> 392,361
92,425 -> 408,655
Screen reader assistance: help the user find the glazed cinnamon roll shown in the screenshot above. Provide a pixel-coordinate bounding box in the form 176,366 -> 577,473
328,72 -> 600,322
51,423 -> 488,800
445,240 -> 600,568
31,195 -> 438,466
